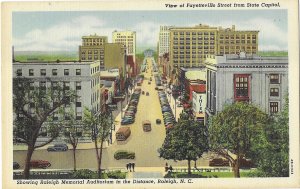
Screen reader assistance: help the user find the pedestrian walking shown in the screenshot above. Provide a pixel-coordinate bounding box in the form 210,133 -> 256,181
126,163 -> 129,171
129,163 -> 132,172
132,163 -> 135,172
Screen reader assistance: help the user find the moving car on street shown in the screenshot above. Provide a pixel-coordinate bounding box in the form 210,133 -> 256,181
142,120 -> 152,132
47,143 -> 68,152
116,127 -> 131,141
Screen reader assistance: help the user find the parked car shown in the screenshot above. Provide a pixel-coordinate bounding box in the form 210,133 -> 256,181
30,160 -> 51,169
47,143 -> 68,152
209,158 -> 230,166
114,150 -> 135,160
13,162 -> 20,169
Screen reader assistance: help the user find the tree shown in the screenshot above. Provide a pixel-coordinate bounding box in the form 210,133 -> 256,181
158,112 -> 209,175
253,96 -> 289,177
13,77 -> 76,179
208,102 -> 268,177
63,110 -> 83,171
83,109 -> 111,179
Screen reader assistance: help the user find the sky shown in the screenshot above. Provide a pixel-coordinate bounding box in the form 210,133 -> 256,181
12,10 -> 287,52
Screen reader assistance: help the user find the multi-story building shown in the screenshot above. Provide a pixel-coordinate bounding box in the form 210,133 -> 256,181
112,30 -> 136,61
104,43 -> 127,79
169,24 -> 259,73
205,53 -> 288,120
13,60 -> 101,140
158,26 -> 174,56
79,34 -> 107,65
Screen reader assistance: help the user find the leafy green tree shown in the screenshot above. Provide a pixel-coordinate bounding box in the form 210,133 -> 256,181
83,109 -> 111,179
253,96 -> 289,177
13,77 -> 76,179
208,102 -> 268,177
63,110 -> 83,171
159,112 -> 209,175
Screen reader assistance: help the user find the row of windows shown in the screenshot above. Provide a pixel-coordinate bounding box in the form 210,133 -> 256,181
16,69 -> 82,77
81,50 -> 104,54
220,40 -> 256,44
27,81 -> 82,91
173,32 -> 216,35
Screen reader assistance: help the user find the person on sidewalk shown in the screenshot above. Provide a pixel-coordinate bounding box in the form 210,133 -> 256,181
126,163 -> 129,171
132,163 -> 135,172
129,163 -> 132,172
169,165 -> 173,173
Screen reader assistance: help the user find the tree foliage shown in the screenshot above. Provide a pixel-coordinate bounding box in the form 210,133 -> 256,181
253,96 -> 289,177
159,112 -> 209,175
83,108 -> 111,179
13,77 -> 76,179
208,102 -> 268,177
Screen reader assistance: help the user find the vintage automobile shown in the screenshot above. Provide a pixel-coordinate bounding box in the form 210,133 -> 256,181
209,158 -> 230,166
13,162 -> 20,169
47,144 -> 68,152
30,160 -> 51,169
142,120 -> 152,132
116,127 -> 131,141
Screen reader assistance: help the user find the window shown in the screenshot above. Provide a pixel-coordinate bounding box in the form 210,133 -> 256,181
76,112 -> 82,120
64,82 -> 70,90
29,69 -> 34,76
76,69 -> 81,76
39,81 -> 46,90
270,74 -> 280,84
40,69 -> 46,76
76,81 -> 81,90
270,88 -> 279,96
270,102 -> 279,114
52,69 -> 57,76
29,82 -> 35,90
17,69 -> 22,76
76,102 -> 81,107
64,69 -> 69,76
234,74 -> 250,101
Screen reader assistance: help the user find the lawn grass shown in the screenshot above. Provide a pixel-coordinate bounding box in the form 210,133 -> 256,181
258,51 -> 288,57
14,51 -> 78,62
165,171 -> 253,178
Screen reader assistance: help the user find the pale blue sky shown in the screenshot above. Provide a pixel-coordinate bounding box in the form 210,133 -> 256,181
13,10 -> 287,51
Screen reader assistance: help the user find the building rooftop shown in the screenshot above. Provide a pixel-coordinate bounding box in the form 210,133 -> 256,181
185,70 -> 206,80
205,53 -> 288,65
13,60 -> 98,65
82,34 -> 108,39
100,69 -> 120,78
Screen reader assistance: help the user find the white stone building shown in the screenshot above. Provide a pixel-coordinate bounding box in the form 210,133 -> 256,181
112,30 -> 136,61
205,53 -> 288,119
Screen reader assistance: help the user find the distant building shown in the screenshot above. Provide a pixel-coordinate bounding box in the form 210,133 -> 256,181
205,53 -> 288,120
79,34 -> 107,65
112,30 -> 136,61
158,26 -> 174,56
168,24 -> 259,74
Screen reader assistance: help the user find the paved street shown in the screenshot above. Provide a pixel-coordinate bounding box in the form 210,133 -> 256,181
13,57 -> 209,172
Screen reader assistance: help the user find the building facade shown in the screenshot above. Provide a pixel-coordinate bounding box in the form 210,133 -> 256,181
79,34 -> 107,64
158,26 -> 173,56
112,30 -> 136,61
13,60 -> 101,140
205,53 -> 288,119
169,24 -> 259,73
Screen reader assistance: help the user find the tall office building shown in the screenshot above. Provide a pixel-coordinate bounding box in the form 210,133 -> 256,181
158,26 -> 174,56
168,24 -> 259,72
79,34 -> 108,65
112,30 -> 136,61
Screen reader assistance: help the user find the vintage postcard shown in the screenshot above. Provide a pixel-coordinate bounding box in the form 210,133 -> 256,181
2,0 -> 299,188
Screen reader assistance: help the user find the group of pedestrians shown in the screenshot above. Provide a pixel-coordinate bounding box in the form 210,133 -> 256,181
126,162 -> 135,172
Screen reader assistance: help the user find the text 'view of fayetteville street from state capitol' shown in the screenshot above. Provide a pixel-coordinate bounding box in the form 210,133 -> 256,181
12,10 -> 289,180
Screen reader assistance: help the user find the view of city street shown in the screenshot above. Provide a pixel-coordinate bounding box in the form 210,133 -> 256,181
13,57 -> 209,172
9,8 -> 292,183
